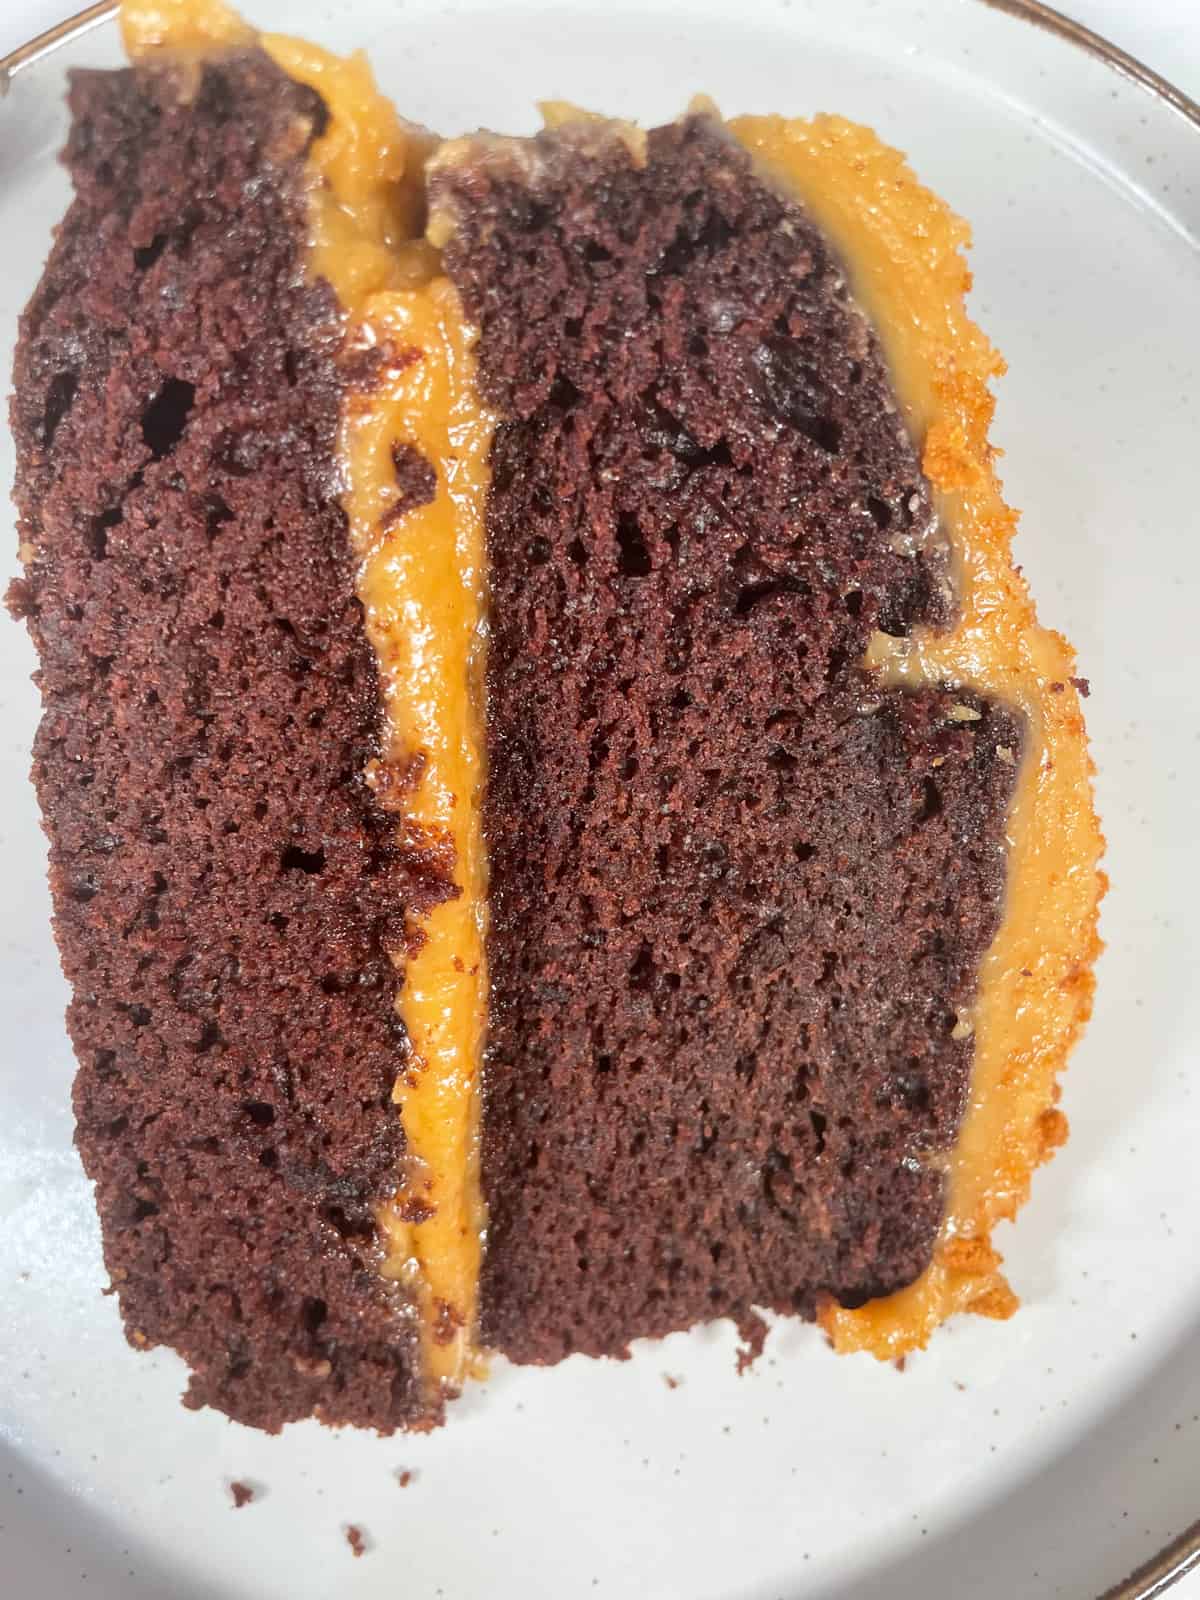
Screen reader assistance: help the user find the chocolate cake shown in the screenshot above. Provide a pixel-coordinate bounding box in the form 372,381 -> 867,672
10,49 -> 437,1431
7,0 -> 1104,1432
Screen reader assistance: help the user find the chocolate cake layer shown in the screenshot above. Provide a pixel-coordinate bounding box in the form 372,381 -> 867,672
436,117 -> 1023,1363
9,54 -> 446,1430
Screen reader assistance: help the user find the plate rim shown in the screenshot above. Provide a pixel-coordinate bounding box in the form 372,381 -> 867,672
0,3 -> 1197,1597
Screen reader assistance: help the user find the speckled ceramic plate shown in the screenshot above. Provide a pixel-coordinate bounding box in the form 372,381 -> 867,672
2,3 -> 1199,1597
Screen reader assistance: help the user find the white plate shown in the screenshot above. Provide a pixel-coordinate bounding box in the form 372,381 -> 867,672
2,2 -> 1198,1596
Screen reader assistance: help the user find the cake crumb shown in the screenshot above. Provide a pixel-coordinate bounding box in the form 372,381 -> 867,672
345,1525 -> 367,1558
734,1309 -> 768,1373
229,1482 -> 255,1509
662,1373 -> 682,1390
4,576 -> 35,620
1070,676 -> 1090,697
397,1469 -> 414,1488
893,1355 -> 907,1373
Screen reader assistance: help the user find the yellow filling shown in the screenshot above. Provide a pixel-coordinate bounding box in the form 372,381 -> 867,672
732,116 -> 1104,1357
264,40 -> 493,1396
122,0 -> 493,1396
341,279 -> 492,1392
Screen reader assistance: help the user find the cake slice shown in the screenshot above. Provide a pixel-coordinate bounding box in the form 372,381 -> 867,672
8,26 -> 451,1431
429,110 -> 1102,1364
7,0 -> 1103,1431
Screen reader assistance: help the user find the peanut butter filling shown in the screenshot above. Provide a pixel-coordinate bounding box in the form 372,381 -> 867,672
122,0 -> 493,1397
732,115 -> 1104,1357
260,40 -> 493,1396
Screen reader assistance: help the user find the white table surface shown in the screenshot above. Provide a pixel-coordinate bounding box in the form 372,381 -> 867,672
2,0 -> 1198,1595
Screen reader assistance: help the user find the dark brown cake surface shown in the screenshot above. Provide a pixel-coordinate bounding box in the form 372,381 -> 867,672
9,53 -> 445,1431
436,117 -> 1023,1363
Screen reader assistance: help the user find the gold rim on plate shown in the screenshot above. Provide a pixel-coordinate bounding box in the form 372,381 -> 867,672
0,2 -> 1197,1596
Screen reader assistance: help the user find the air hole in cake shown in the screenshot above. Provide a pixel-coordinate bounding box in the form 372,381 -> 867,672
299,1296 -> 327,1335
141,377 -> 196,460
133,232 -> 167,271
918,777 -> 943,823
41,369 -> 78,447
865,496 -> 892,531
526,536 -> 551,565
809,1110 -> 828,1154
749,337 -> 842,452
322,1204 -> 376,1242
86,506 -> 122,561
128,1005 -> 151,1028
615,515 -> 652,577
204,496 -> 233,539
548,374 -> 581,410
280,844 -> 326,875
